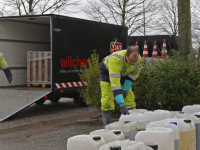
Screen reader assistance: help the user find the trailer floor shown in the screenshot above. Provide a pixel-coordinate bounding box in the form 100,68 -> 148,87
0,98 -> 102,150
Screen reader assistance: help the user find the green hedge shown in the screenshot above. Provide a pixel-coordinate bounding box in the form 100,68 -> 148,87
79,50 -> 200,111
133,50 -> 200,110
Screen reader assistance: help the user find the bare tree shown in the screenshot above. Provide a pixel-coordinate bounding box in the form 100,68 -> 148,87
0,0 -> 80,16
191,0 -> 200,49
152,0 -> 178,36
82,0 -> 157,36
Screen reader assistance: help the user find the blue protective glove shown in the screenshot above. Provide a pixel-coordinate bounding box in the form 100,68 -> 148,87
123,80 -> 133,91
114,94 -> 125,106
3,68 -> 13,84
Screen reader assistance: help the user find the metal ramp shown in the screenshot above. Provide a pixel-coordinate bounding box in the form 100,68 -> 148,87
0,89 -> 51,122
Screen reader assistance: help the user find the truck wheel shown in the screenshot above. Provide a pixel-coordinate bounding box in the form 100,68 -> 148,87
79,97 -> 89,107
50,97 -> 60,103
35,98 -> 46,105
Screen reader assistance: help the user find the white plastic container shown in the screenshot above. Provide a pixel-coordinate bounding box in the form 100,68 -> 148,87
99,139 -> 147,150
174,113 -> 199,150
146,121 -> 180,150
119,113 -> 149,129
143,111 -> 159,122
90,129 -> 124,143
67,134 -> 105,150
105,121 -> 138,140
129,109 -> 148,114
169,111 -> 182,117
164,118 -> 196,150
135,127 -> 174,150
154,110 -> 171,120
182,104 -> 200,114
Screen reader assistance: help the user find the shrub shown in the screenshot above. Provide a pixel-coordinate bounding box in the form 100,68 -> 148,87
78,50 -> 101,109
133,50 -> 200,110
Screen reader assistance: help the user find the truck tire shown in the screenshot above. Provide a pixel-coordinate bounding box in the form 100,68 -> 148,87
50,97 -> 60,103
35,98 -> 46,105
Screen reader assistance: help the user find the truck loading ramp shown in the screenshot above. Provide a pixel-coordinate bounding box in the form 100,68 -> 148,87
0,89 -> 51,122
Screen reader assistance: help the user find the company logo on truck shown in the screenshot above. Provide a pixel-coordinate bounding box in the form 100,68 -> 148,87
60,56 -> 92,68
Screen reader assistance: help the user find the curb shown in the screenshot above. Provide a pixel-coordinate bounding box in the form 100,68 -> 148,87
76,118 -> 119,124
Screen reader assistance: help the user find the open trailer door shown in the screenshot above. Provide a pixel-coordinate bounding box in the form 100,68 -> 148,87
0,89 -> 51,122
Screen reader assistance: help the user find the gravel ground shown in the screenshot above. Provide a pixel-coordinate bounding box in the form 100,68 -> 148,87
0,98 -> 103,150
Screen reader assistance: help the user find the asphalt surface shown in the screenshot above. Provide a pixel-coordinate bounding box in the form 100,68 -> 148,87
0,98 -> 102,150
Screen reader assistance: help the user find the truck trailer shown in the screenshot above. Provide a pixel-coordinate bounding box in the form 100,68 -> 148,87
0,14 -> 128,121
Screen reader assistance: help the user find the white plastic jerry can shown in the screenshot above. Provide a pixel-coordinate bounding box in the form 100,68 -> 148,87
105,121 -> 138,140
169,111 -> 182,118
67,134 -> 105,150
143,111 -> 159,122
129,109 -> 148,114
119,113 -> 149,130
135,127 -> 175,150
154,110 -> 171,120
146,121 -> 180,150
173,113 -> 199,150
182,104 -> 200,114
99,139 -> 147,150
90,129 -> 124,144
164,118 -> 196,150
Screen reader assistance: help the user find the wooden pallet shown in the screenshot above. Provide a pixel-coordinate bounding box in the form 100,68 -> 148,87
27,51 -> 51,84
27,82 -> 51,88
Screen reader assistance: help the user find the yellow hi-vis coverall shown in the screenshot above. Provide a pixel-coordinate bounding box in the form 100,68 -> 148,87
99,50 -> 142,111
0,52 -> 13,84
0,52 -> 9,69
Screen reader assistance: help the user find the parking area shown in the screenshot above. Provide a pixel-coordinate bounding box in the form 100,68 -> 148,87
0,98 -> 102,150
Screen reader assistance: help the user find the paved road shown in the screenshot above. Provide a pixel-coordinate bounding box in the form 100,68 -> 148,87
0,98 -> 102,150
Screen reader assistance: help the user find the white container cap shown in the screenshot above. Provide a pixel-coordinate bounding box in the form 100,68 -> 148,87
146,121 -> 179,140
119,113 -> 149,123
163,118 -> 194,132
67,134 -> 105,150
173,113 -> 200,124
129,109 -> 148,114
99,139 -> 146,150
106,121 -> 138,132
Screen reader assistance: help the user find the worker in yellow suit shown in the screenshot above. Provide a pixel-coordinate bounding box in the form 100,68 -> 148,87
0,52 -> 12,84
99,46 -> 142,127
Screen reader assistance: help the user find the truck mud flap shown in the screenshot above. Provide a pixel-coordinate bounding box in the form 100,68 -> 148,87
0,89 -> 51,122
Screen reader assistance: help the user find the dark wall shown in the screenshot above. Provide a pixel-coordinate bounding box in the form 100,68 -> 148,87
128,35 -> 178,57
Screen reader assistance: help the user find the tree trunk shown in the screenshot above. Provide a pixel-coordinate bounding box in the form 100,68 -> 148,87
178,0 -> 192,55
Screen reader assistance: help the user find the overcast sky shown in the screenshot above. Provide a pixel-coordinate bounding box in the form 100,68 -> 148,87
68,0 -> 197,21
